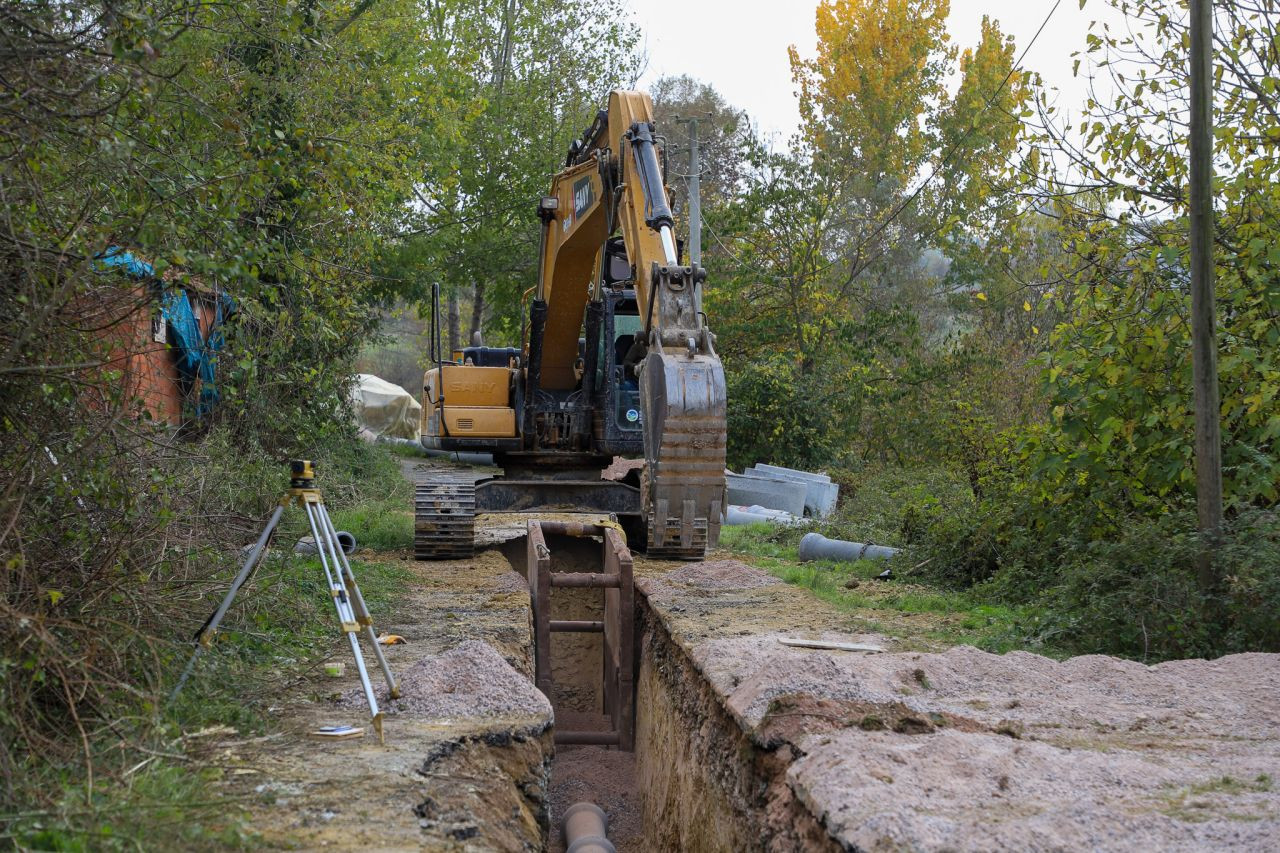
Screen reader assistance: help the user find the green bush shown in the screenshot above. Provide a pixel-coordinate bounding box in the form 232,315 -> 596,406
905,480 -> 1280,660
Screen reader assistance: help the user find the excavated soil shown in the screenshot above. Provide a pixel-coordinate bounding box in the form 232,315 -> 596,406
635,559 -> 1280,852
214,542 -> 553,850
214,461 -> 1280,851
662,558 -> 783,590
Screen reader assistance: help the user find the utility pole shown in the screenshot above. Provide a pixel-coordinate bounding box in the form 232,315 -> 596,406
676,113 -> 711,317
1189,0 -> 1223,588
675,115 -> 704,268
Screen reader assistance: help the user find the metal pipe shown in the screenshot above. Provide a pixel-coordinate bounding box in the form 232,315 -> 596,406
563,802 -> 615,853
169,503 -> 286,703
316,502 -> 398,699
550,572 -> 620,589
799,532 -> 899,563
550,620 -> 605,633
524,298 -> 548,442
304,502 -> 380,723
582,299 -> 604,400
658,225 -> 678,266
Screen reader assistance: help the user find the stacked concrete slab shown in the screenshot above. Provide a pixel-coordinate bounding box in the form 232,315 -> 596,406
725,472 -> 807,517
725,464 -> 839,518
747,464 -> 839,518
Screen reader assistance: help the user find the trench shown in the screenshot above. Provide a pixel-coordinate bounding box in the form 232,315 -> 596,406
495,534 -> 835,852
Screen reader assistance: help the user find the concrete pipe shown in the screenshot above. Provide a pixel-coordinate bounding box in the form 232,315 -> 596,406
563,802 -> 615,853
799,532 -> 899,563
377,436 -> 495,467
334,530 -> 357,555
294,531 -> 358,556
725,506 -> 774,526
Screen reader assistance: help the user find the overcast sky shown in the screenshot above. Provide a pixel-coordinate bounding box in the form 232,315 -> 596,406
624,0 -> 1130,144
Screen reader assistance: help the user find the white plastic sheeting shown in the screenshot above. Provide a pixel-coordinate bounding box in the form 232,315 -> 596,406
351,373 -> 421,440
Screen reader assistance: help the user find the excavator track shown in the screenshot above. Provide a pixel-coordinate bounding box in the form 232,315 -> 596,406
414,474 -> 475,560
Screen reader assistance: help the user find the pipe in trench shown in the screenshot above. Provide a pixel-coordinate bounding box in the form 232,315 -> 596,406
563,802 -> 615,853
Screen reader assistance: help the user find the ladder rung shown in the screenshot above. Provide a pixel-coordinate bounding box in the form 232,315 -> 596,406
550,620 -> 604,633
555,730 -> 620,745
550,572 -> 620,589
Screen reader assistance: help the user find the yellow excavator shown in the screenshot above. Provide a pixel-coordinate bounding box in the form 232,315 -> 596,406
414,89 -> 726,560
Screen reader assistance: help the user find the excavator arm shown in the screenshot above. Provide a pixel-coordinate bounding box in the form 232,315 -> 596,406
533,90 -> 726,556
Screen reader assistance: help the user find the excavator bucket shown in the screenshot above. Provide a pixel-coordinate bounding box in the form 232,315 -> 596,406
639,350 -> 727,558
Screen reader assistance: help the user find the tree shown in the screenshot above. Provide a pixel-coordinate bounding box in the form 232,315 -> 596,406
649,73 -> 752,246
1022,0 -> 1280,518
400,0 -> 642,349
0,0 -> 475,806
707,1 -> 1031,467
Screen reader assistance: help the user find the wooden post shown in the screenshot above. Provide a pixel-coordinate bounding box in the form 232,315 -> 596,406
1189,0 -> 1223,588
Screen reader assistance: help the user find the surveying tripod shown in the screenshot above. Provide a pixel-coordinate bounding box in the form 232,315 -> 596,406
169,460 -> 399,741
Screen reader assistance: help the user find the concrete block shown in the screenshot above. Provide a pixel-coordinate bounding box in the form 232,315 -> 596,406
751,463 -> 832,483
748,465 -> 840,518
725,473 -> 807,517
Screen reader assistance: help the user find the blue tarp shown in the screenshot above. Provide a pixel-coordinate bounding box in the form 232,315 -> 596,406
96,247 -> 233,417
96,246 -> 155,279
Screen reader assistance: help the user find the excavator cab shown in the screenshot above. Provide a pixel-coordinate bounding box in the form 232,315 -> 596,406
587,288 -> 643,457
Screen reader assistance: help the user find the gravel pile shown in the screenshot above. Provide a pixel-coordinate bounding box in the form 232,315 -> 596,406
662,559 -> 782,591
340,640 -> 551,720
490,571 -> 530,595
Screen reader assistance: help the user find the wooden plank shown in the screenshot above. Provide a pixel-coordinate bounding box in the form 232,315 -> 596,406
777,637 -> 885,653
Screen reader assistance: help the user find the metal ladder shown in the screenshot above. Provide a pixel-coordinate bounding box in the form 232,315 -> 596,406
526,519 -> 635,750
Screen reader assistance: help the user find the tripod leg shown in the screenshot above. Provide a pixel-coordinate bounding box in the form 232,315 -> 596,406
316,502 -> 399,698
168,504 -> 287,704
304,500 -> 383,741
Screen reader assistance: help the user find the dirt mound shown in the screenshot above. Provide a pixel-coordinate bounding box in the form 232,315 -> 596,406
662,559 -> 782,591
490,570 -> 529,595
675,634 -> 1280,850
339,639 -> 551,720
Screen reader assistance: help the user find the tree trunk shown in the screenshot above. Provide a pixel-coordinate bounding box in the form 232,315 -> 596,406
469,279 -> 486,345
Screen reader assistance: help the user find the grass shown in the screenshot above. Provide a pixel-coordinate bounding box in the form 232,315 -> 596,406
329,498 -> 415,551
718,494 -> 1055,655
1157,774 -> 1275,823
6,764 -> 262,851
6,441 -> 419,851
381,438 -> 427,459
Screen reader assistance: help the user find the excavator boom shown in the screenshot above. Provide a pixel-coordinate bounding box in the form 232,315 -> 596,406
415,90 -> 726,560
532,90 -> 726,556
